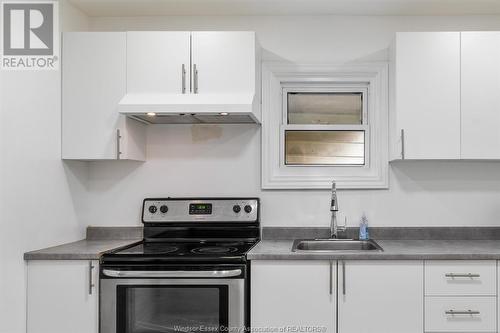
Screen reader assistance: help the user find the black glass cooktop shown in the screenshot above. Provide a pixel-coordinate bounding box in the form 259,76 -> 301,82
105,240 -> 256,262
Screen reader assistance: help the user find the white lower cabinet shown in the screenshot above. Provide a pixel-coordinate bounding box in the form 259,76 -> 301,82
425,260 -> 498,333
27,260 -> 99,333
251,260 -> 337,333
337,260 -> 423,333
425,260 -> 497,296
425,297 -> 496,332
251,260 -> 423,333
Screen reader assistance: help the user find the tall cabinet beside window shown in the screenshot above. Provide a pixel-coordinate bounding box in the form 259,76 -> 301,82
389,32 -> 461,160
461,32 -> 500,159
390,31 -> 500,160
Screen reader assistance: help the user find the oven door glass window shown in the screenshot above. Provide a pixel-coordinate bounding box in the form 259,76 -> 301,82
117,285 -> 229,333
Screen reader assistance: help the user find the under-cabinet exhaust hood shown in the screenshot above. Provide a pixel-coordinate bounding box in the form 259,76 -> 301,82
118,93 -> 261,124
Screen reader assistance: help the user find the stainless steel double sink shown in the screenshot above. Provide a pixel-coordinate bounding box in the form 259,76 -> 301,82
292,239 -> 383,252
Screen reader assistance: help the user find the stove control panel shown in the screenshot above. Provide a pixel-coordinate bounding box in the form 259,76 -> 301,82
143,198 -> 259,223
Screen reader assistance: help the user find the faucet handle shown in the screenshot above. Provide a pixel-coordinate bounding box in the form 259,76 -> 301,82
338,215 -> 347,231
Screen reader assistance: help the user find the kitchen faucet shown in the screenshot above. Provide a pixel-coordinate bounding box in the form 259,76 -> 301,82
330,180 -> 346,238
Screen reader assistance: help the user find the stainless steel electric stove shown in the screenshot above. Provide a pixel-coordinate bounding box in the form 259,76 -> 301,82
100,198 -> 260,333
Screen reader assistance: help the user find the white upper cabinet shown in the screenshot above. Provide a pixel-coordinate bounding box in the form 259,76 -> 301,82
391,31 -> 500,161
126,31 -> 257,95
461,32 -> 500,159
119,31 -> 261,123
191,32 -> 257,94
390,32 -> 461,160
127,32 -> 191,94
63,31 -> 260,159
338,261 -> 424,333
62,32 -> 146,161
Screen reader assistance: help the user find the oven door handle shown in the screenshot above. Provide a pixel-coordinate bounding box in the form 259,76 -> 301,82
102,269 -> 242,278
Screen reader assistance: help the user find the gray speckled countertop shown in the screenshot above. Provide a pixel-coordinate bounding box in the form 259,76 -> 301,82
247,240 -> 500,260
24,239 -> 141,260
24,227 -> 143,260
24,226 -> 500,261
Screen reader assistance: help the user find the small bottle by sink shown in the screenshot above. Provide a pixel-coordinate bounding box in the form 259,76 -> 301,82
359,213 -> 369,240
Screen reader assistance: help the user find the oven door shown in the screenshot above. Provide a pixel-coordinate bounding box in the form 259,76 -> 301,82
100,267 -> 245,333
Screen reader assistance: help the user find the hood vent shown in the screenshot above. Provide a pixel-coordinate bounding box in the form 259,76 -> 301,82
128,113 -> 257,124
118,93 -> 261,124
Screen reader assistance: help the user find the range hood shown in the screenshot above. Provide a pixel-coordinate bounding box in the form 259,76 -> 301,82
118,93 -> 261,124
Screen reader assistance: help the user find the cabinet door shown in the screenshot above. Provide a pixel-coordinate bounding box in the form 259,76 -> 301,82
461,32 -> 500,159
62,32 -> 145,160
27,260 -> 99,333
338,261 -> 423,333
191,32 -> 256,94
127,31 -> 190,94
393,32 -> 461,159
251,260 -> 336,333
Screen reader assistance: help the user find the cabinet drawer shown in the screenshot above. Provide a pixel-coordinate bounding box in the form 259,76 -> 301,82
425,297 -> 496,332
425,261 -> 496,296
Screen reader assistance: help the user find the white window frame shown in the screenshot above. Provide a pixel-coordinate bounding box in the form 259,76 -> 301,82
261,62 -> 389,189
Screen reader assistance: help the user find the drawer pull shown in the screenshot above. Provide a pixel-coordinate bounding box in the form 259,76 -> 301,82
445,273 -> 480,278
445,309 -> 480,316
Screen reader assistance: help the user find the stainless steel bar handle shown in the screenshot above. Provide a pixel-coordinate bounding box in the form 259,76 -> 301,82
88,261 -> 95,295
401,129 -> 405,160
102,269 -> 242,278
193,64 -> 199,94
445,309 -> 480,315
342,260 -> 346,296
181,64 -> 186,94
445,273 -> 480,278
116,129 -> 122,160
329,261 -> 333,295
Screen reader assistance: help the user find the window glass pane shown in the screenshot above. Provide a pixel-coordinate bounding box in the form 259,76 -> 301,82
285,131 -> 365,165
287,92 -> 363,124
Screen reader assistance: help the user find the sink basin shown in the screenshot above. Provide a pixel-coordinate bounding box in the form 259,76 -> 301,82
292,239 -> 383,252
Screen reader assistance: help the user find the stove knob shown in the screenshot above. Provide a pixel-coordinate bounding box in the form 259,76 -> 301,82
244,205 -> 253,213
148,205 -> 157,214
233,205 -> 241,213
160,205 -> 169,214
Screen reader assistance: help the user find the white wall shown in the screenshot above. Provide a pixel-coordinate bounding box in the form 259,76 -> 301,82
85,14 -> 500,228
0,2 -> 90,333
90,15 -> 500,63
2,10 -> 499,333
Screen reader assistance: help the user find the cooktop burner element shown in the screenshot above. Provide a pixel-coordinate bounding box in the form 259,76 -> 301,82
191,246 -> 238,254
117,243 -> 179,255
